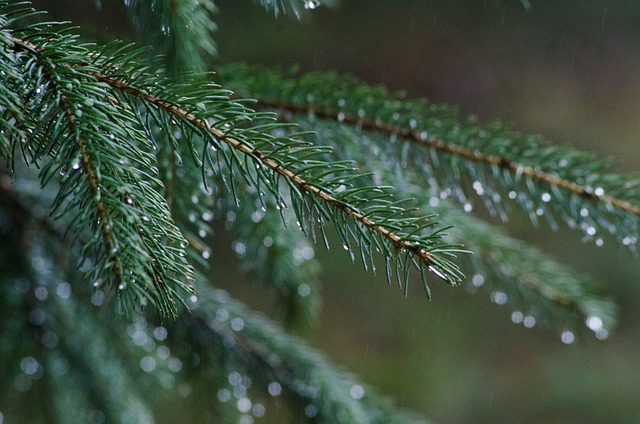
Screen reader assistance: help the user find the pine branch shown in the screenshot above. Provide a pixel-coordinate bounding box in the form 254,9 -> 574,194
217,65 -> 640,252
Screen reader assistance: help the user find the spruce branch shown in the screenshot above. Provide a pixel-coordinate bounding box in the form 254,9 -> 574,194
3,19 -> 195,317
84,61 -> 466,289
217,65 -> 640,251
3,4 -> 465,312
312,115 -> 618,334
254,83 -> 618,336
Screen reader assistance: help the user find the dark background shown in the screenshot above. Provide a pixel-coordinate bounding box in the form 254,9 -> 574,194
30,1 -> 640,422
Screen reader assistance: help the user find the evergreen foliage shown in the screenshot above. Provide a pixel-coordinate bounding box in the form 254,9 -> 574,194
0,1 -> 638,422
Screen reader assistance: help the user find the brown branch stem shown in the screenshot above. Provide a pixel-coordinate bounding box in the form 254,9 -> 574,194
90,74 -> 442,269
257,98 -> 640,218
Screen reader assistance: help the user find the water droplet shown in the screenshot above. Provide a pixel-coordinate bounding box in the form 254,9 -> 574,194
252,403 -> 266,417
118,283 -> 126,290
350,384 -> 365,399
267,381 -> 282,397
227,211 -> 237,223
217,388 -> 231,402
508,191 -> 517,200
586,316 -> 603,331
342,244 -> 349,251
523,315 -> 536,328
231,317 -> 244,332
237,398 -> 252,413
216,308 -> 229,322
594,187 -> 605,197
304,0 -> 320,10
622,236 -> 636,246
153,326 -> 168,341
91,290 -> 105,306
472,181 -> 484,196
202,250 -> 210,260
490,291 -> 507,305
511,311 -> 524,324
337,112 -> 345,122
471,274 -> 485,287
140,356 -> 156,372
251,210 -> 264,223
298,283 -> 311,297
463,203 -> 473,212
586,226 -> 596,236
56,282 -> 71,299
20,356 -> 40,375
34,286 -> 48,301
304,404 -> 318,418
233,241 -> 247,256
580,208 -> 589,217
560,331 -> 575,344
595,328 -> 609,340
541,192 -> 551,202
168,357 -> 182,372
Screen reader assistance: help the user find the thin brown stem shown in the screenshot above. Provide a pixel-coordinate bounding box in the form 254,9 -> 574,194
91,73 -> 442,268
258,98 -> 640,218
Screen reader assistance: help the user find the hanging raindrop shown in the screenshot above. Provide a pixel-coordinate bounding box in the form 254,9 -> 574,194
304,0 -> 320,9
560,331 -> 575,344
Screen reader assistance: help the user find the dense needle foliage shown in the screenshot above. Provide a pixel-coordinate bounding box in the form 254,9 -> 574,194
0,1 -> 638,423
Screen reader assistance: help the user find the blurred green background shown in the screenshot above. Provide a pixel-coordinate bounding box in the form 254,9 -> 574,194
30,1 -> 640,422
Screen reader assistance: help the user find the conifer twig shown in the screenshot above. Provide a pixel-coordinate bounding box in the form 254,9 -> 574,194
90,72 -> 463,283
258,98 -> 640,218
